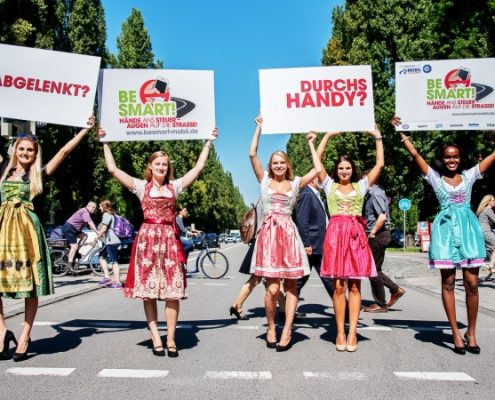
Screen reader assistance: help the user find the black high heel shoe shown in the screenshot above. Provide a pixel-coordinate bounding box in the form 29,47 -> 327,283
229,306 -> 248,320
12,338 -> 31,362
464,333 -> 481,354
0,330 -> 18,360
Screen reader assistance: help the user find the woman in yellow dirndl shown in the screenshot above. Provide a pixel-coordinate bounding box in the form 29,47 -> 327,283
0,116 -> 94,361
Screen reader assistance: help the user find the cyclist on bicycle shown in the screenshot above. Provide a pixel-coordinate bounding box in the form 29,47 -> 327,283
176,206 -> 201,270
61,202 -> 98,271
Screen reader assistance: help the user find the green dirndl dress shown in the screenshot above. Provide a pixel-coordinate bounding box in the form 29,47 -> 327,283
0,180 -> 54,298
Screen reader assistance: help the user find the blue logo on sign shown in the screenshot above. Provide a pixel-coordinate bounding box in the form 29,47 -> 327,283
423,65 -> 432,73
399,198 -> 412,211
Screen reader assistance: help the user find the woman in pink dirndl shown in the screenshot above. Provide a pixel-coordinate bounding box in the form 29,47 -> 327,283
99,128 -> 218,358
249,116 -> 322,351
317,128 -> 384,352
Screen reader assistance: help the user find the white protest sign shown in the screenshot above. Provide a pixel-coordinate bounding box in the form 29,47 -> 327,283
259,66 -> 375,134
98,69 -> 216,141
395,58 -> 495,131
0,43 -> 101,127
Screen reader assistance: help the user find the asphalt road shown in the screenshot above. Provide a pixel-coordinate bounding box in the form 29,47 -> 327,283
1,243 -> 494,400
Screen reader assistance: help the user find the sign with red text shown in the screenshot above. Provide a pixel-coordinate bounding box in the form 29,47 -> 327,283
0,43 -> 101,127
259,66 -> 375,134
395,58 -> 495,131
97,69 -> 215,141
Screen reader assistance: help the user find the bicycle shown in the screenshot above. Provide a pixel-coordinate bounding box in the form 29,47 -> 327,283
185,241 -> 229,279
48,237 -> 102,277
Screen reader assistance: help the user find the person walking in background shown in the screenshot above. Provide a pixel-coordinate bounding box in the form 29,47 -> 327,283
476,194 -> 495,279
361,170 -> 405,313
394,115 -> 495,355
99,126 -> 218,358
294,178 -> 334,305
61,201 -> 98,272
176,206 -> 200,269
317,127 -> 384,352
94,200 -> 122,289
0,115 -> 94,361
249,115 -> 322,352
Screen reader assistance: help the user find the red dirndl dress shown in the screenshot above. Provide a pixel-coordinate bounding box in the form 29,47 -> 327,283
124,180 -> 187,300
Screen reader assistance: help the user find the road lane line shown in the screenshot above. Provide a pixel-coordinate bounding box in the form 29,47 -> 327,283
204,371 -> 272,380
303,371 -> 367,380
229,325 -> 259,330
394,372 -> 475,381
98,369 -> 169,378
6,367 -> 75,376
28,321 -> 58,326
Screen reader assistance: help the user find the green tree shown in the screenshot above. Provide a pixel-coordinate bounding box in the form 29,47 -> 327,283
291,0 -> 495,231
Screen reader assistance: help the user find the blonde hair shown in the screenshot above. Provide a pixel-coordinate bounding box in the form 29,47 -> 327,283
476,194 -> 495,216
144,151 -> 174,182
267,150 -> 294,180
0,138 -> 43,200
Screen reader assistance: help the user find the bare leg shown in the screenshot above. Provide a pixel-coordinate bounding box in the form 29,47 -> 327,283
265,278 -> 280,344
143,300 -> 162,350
440,269 -> 463,348
347,279 -> 361,347
280,279 -> 297,346
232,274 -> 262,314
15,298 -> 38,353
463,268 -> 479,346
99,257 -> 110,279
0,299 -> 7,353
165,300 -> 179,349
111,262 -> 120,283
67,243 -> 79,264
333,278 -> 347,346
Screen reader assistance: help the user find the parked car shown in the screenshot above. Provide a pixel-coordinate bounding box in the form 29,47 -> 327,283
218,233 -> 227,243
205,233 -> 219,248
225,234 -> 236,243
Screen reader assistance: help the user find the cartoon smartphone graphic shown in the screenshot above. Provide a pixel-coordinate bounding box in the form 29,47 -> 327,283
457,68 -> 470,80
153,79 -> 168,93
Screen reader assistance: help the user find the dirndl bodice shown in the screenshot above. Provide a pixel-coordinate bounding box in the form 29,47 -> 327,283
252,173 -> 309,279
0,180 -> 53,297
427,170 -> 485,269
124,181 -> 187,300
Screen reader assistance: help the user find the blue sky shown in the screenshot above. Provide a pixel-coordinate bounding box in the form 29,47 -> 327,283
102,0 -> 343,204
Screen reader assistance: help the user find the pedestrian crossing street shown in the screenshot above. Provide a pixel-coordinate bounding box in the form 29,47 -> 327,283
3,367 -> 476,381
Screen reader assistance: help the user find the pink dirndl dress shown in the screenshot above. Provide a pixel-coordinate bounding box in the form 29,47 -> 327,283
320,177 -> 376,279
124,179 -> 187,300
251,172 -> 309,279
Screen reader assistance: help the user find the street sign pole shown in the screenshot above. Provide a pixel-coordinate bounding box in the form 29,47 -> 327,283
398,198 -> 412,252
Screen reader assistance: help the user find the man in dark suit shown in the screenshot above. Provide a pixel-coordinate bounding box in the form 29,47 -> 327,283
295,178 -> 334,299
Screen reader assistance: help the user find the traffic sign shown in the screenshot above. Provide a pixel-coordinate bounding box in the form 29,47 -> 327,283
399,198 -> 412,211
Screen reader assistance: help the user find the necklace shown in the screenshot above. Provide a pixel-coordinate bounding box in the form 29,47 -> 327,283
12,170 -> 26,178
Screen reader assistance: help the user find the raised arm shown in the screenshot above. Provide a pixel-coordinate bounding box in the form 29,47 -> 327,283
44,115 -> 94,176
181,128 -> 218,189
364,126 -> 384,187
98,128 -> 135,190
249,115 -> 265,183
478,132 -> 495,174
299,132 -> 323,189
392,115 -> 429,175
316,131 -> 340,183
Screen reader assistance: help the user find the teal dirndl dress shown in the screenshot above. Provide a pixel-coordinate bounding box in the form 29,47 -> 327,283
424,165 -> 485,269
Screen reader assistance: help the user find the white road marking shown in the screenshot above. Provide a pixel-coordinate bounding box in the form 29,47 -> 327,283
205,371 -> 272,380
229,325 -> 259,330
303,371 -> 367,380
358,326 -> 393,331
98,369 -> 169,378
91,322 -> 132,328
204,283 -> 228,286
394,372 -> 475,381
27,321 -> 58,326
6,367 -> 75,376
158,324 -> 194,330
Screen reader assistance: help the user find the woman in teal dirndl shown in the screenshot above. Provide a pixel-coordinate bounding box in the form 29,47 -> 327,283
394,116 -> 495,355
0,116 -> 94,361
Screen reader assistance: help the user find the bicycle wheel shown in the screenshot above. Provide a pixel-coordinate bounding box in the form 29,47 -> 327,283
50,249 -> 68,277
87,247 -> 105,276
199,250 -> 229,279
